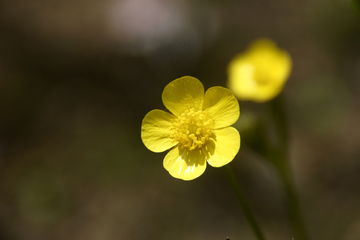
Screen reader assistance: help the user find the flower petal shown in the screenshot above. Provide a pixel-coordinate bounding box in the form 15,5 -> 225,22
162,76 -> 204,117
203,86 -> 240,129
163,146 -> 207,181
141,109 -> 178,153
206,127 -> 240,167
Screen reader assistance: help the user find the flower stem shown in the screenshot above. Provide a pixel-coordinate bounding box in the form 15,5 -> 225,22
270,94 -> 309,240
223,164 -> 266,240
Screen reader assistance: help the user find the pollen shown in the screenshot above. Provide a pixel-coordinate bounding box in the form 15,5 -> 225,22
171,108 -> 214,150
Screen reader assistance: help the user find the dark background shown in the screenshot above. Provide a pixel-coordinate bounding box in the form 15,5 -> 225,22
0,0 -> 360,239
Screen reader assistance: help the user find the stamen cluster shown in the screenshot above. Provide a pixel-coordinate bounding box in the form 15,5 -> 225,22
171,108 -> 214,150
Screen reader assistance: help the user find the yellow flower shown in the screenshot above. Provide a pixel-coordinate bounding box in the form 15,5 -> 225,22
141,76 -> 240,181
227,38 -> 292,102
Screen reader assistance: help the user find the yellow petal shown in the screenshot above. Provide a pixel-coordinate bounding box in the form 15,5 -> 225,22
206,127 -> 240,167
254,84 -> 285,102
203,86 -> 240,129
141,109 -> 178,153
247,39 -> 292,87
163,146 -> 207,181
162,76 -> 204,117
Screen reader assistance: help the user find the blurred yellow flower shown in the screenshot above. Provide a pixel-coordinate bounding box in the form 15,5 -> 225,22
227,39 -> 292,102
141,76 -> 240,181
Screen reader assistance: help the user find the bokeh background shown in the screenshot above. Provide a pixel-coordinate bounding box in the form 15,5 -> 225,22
0,0 -> 360,239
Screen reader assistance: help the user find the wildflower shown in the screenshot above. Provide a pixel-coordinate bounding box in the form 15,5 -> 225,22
227,39 -> 292,102
141,76 -> 240,180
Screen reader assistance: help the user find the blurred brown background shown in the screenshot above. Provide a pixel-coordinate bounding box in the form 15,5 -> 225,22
0,0 -> 360,239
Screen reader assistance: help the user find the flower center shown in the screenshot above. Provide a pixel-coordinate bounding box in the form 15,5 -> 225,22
171,108 -> 214,150
240,64 -> 269,86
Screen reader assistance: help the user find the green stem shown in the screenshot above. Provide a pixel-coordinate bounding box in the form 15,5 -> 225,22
270,94 -> 309,240
279,161 -> 309,240
223,164 -> 266,240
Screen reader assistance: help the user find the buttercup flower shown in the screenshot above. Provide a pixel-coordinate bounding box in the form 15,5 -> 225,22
227,38 -> 292,102
141,76 -> 240,181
